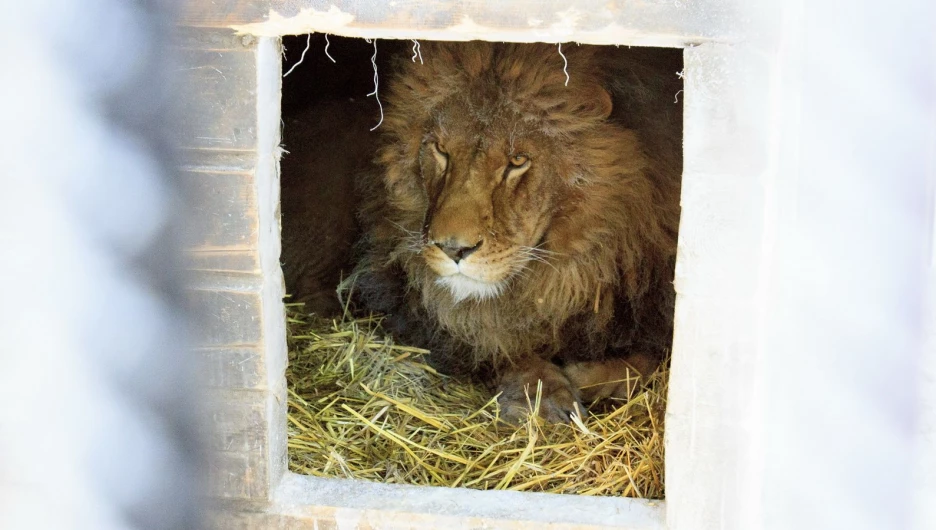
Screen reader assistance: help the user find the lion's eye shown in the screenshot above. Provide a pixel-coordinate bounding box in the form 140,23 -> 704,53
430,141 -> 449,173
503,153 -> 532,185
509,154 -> 529,167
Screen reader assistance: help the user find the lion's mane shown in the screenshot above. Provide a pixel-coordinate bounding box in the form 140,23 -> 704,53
354,42 -> 682,378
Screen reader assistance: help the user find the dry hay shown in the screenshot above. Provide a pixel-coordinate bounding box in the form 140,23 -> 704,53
285,302 -> 667,498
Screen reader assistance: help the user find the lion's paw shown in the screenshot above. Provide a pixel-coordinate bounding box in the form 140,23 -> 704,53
496,360 -> 585,424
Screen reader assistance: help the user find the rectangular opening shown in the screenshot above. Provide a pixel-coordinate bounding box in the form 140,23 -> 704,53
277,34 -> 683,501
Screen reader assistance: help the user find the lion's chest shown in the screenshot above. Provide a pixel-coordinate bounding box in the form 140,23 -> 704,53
424,289 -> 574,360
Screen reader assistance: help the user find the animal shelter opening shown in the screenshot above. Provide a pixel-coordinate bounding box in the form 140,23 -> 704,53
277,34 -> 683,499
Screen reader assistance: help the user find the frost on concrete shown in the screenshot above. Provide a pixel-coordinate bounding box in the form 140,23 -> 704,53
229,1 -> 738,47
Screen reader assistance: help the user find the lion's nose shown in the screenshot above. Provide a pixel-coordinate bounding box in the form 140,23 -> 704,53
434,239 -> 483,264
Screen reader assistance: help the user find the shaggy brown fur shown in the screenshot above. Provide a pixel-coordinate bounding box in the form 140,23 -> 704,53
354,42 -> 682,422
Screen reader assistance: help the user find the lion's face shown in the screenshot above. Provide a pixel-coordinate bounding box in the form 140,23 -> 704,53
415,101 -> 572,303
378,42 -> 618,304
361,41 -> 680,372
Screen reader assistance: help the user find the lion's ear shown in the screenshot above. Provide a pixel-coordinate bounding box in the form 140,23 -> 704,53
570,85 -> 613,121
594,87 -> 613,120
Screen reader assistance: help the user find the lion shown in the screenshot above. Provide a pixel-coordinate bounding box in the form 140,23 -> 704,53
354,42 -> 682,422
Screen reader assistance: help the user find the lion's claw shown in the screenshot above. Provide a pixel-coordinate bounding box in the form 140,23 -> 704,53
496,360 -> 585,424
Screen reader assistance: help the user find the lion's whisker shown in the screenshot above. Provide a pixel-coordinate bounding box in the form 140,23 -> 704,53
521,244 -> 564,257
389,221 -> 429,255
389,220 -> 422,238
511,268 -> 534,282
514,246 -> 559,273
400,234 -> 427,255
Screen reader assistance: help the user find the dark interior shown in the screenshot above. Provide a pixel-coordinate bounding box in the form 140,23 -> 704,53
278,35 -> 406,313
278,35 -> 683,316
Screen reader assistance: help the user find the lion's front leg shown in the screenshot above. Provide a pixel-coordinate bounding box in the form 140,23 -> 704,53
562,352 -> 659,402
496,357 -> 584,424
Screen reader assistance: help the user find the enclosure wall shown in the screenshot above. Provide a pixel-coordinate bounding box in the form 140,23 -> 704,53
177,28 -> 287,504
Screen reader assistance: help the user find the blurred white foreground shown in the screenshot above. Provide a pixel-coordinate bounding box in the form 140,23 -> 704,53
0,1 -> 933,529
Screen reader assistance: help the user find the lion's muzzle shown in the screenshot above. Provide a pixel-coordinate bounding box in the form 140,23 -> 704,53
433,238 -> 482,264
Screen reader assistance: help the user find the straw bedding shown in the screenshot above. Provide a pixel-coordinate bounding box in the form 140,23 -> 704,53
285,302 -> 667,498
